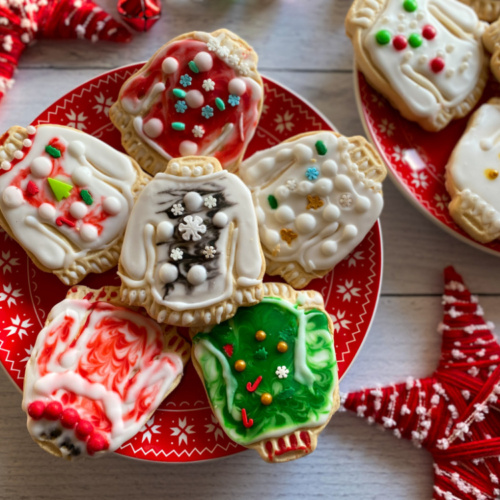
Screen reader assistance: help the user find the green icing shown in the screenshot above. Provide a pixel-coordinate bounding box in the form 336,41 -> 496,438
267,194 -> 278,209
45,144 -> 61,158
193,296 -> 337,445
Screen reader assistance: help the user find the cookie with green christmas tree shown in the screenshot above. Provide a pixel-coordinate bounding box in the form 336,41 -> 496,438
191,282 -> 339,463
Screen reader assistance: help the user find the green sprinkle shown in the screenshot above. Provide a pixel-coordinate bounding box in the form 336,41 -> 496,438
47,178 -> 73,201
254,347 -> 268,360
403,0 -> 417,12
172,122 -> 186,131
45,145 -> 61,158
315,140 -> 327,156
80,190 -> 93,206
215,97 -> 225,111
268,194 -> 278,209
188,61 -> 199,73
375,29 -> 391,45
408,33 -> 422,48
173,88 -> 186,98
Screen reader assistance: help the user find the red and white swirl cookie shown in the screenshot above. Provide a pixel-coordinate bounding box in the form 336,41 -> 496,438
110,29 -> 264,174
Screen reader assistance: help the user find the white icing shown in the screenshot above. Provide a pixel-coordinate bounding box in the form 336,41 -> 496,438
228,78 -> 246,96
162,57 -> 178,74
156,220 -> 174,240
102,197 -> 121,215
179,140 -> 198,156
184,191 -> 203,211
213,211 -> 228,227
363,0 -> 485,119
239,132 -> 384,274
185,90 -> 204,109
143,118 -> 164,139
80,224 -> 98,242
72,167 -> 92,187
159,263 -> 178,283
193,51 -> 213,72
69,202 -> 88,220
68,141 -> 86,158
187,264 -> 207,285
2,186 -> 23,208
38,203 -> 56,221
30,156 -> 52,178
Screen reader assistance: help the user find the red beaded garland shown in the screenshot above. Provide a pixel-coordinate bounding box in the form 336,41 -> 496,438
43,401 -> 63,420
75,419 -> 94,439
27,401 -> 45,420
430,57 -> 445,73
86,432 -> 109,454
392,35 -> 408,51
60,408 -> 80,429
422,24 -> 437,40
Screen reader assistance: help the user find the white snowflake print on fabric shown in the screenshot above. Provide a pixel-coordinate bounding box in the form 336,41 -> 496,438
274,110 -> 295,134
192,125 -> 205,138
170,417 -> 195,446
205,414 -> 224,441
331,310 -> 351,334
202,79 -> 215,92
378,119 -> 395,137
179,215 -> 206,241
411,171 -> 429,190
170,248 -> 184,261
202,246 -> 216,259
0,283 -> 22,307
4,315 -> 33,339
65,110 -> 88,131
276,366 -> 289,379
93,93 -> 114,116
0,251 -> 19,274
140,416 -> 162,443
391,145 -> 405,163
203,195 -> 217,209
171,203 -> 184,216
337,280 -> 361,302
347,251 -> 364,268
20,345 -> 33,364
261,101 -> 269,115
434,193 -> 450,211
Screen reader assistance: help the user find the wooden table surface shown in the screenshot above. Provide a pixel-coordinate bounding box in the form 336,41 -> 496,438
1,0 -> 499,498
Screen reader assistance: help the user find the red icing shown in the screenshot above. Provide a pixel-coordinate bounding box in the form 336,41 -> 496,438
223,344 -> 233,357
56,216 -> 76,228
44,401 -> 63,420
26,180 -> 39,196
119,38 -> 261,169
392,35 -> 407,51
422,24 -> 437,40
60,408 -> 80,429
27,401 -> 45,420
246,375 -> 262,393
430,57 -> 445,73
241,408 -> 253,428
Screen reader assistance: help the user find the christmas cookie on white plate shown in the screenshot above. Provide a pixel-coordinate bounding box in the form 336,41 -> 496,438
23,286 -> 190,460
110,29 -> 264,175
445,98 -> 500,243
119,156 -> 266,327
0,124 -> 149,285
239,131 -> 386,289
345,0 -> 488,131
192,282 -> 339,463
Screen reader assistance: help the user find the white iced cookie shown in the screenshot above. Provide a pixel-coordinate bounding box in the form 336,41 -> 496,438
239,131 -> 386,289
118,156 -> 266,327
445,99 -> 500,243
345,0 -> 488,131
0,125 -> 149,285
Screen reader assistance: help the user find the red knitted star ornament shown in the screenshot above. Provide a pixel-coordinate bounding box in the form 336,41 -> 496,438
0,0 -> 132,101
344,267 -> 500,500
117,0 -> 160,31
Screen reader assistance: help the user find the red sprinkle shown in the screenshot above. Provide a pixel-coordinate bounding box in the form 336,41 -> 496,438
75,420 -> 94,439
392,35 -> 407,51
26,181 -> 39,196
27,401 -> 45,420
246,376 -> 263,393
422,24 -> 437,40
60,408 -> 80,429
430,57 -> 445,73
223,344 -> 234,357
241,408 -> 254,428
44,401 -> 63,420
56,217 -> 76,228
86,432 -> 109,454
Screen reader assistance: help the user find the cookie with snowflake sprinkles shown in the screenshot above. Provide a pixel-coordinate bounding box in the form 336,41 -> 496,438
0,124 -> 149,285
118,155 -> 266,327
22,285 -> 190,460
239,131 -> 386,289
445,98 -> 500,243
345,0 -> 488,131
191,282 -> 339,463
109,29 -> 264,175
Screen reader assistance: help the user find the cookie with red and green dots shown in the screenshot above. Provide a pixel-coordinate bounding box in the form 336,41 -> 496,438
346,0 -> 488,131
110,29 -> 264,175
0,124 -> 149,285
191,282 -> 339,463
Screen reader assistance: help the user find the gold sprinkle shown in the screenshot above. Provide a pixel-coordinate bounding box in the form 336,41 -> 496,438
261,393 -> 273,405
255,330 -> 266,342
280,228 -> 298,245
485,168 -> 499,180
277,341 -> 288,353
234,360 -> 246,372
306,194 -> 324,210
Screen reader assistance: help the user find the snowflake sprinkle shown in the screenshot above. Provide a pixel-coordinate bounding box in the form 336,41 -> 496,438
192,125 -> 205,138
275,366 -> 289,379
202,105 -> 214,119
339,193 -> 354,208
204,195 -> 217,209
175,100 -> 188,113
171,203 -> 184,216
305,167 -> 319,181
179,215 -> 207,241
202,79 -> 215,92
228,94 -> 240,107
285,179 -> 297,191
180,74 -> 192,87
202,246 -> 216,259
170,248 -> 184,261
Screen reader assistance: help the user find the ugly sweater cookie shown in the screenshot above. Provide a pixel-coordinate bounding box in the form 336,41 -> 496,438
239,131 -> 386,289
22,286 -> 190,460
119,156 -> 266,327
0,125 -> 149,285
192,282 -> 339,463
346,0 -> 488,131
110,29 -> 264,175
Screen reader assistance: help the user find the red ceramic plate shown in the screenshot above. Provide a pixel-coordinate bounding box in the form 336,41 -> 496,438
355,70 -> 500,256
0,64 -> 383,462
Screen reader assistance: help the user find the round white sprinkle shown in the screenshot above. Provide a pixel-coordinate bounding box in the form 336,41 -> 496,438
321,159 -> 337,176
184,191 -> 203,212
162,57 -> 179,74
295,213 -> 316,234
157,221 -> 174,240
159,263 -> 178,283
23,139 -> 32,148
187,265 -> 207,286
321,240 -> 338,256
38,203 -> 56,221
194,51 -> 213,72
228,78 -> 246,96
69,201 -> 88,219
179,140 -> 198,156
323,204 -> 340,221
26,125 -> 36,135
335,174 -> 353,191
212,212 -> 228,227
275,205 -> 295,224
342,224 -> 358,240
1,161 -> 11,171
72,167 -> 92,187
102,197 -> 121,215
2,186 -> 24,208
143,118 -> 164,139
185,90 -> 204,109
292,144 -> 313,163
68,141 -> 86,158
80,224 -> 98,242
355,196 -> 371,213
13,150 -> 23,159
313,178 -> 333,196
30,156 -> 52,178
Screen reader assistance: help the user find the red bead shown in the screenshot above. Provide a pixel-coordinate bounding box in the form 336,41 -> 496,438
26,181 -> 39,196
422,25 -> 437,40
75,420 -> 94,439
86,433 -> 109,455
430,57 -> 445,73
27,401 -> 45,420
60,408 -> 80,429
44,401 -> 63,420
392,35 -> 408,51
